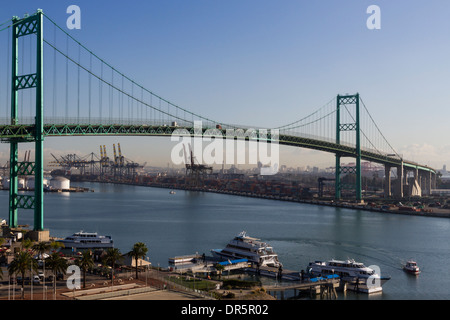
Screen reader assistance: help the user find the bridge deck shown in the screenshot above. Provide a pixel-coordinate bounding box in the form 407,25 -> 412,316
0,123 -> 435,172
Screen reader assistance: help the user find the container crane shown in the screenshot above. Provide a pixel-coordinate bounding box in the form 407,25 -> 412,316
318,177 -> 335,198
182,143 -> 212,187
113,144 -> 118,167
118,143 -> 125,167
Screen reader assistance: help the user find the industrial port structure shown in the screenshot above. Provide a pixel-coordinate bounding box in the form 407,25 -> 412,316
48,143 -> 145,181
47,142 -> 212,187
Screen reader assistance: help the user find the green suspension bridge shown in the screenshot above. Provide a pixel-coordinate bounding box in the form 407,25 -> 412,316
0,10 -> 436,235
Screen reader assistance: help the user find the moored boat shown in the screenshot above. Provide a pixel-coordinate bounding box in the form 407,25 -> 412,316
211,231 -> 282,268
307,258 -> 390,293
57,231 -> 114,250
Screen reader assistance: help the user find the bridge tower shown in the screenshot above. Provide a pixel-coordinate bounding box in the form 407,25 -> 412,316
335,94 -> 362,202
8,10 -> 46,238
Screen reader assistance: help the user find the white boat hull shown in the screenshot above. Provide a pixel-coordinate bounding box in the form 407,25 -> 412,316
59,241 -> 114,249
58,231 -> 114,250
307,259 -> 390,293
212,232 -> 282,268
211,249 -> 280,268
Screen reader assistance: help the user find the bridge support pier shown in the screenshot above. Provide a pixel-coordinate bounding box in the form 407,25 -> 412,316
335,154 -> 341,199
412,168 -> 422,197
427,171 -> 432,195
395,163 -> 404,198
421,170 -> 433,196
384,165 -> 391,198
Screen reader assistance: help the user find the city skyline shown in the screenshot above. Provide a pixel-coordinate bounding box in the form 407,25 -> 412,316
0,1 -> 449,169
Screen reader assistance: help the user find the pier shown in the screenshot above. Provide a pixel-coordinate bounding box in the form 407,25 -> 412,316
166,255 -> 385,299
264,277 -> 340,300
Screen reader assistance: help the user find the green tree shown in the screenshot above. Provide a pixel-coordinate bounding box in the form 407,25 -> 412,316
214,263 -> 225,279
46,252 -> 68,299
8,251 -> 38,299
32,241 -> 50,260
49,240 -> 65,252
21,238 -> 33,251
127,242 -> 148,280
75,250 -> 94,288
103,248 -> 123,286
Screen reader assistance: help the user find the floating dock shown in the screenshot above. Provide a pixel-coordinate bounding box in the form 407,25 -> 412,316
167,254 -> 385,298
264,276 -> 340,300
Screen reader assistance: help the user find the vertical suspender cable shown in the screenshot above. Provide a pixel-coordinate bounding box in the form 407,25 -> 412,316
141,87 -> 144,125
88,53 -> 92,123
121,76 -> 124,123
52,24 -> 57,119
99,62 -> 103,121
65,35 -> 69,121
77,44 -> 80,121
109,67 -> 112,122
131,82 -> 134,120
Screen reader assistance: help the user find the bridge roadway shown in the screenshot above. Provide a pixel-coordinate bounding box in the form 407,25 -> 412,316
0,123 -> 432,169
0,122 -> 435,197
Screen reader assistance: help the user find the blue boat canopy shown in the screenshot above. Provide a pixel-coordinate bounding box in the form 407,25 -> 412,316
217,259 -> 248,266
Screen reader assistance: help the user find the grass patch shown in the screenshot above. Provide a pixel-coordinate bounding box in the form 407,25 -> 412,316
222,279 -> 261,289
167,275 -> 217,291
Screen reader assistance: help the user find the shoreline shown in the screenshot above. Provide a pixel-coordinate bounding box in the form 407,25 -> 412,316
83,180 -> 450,219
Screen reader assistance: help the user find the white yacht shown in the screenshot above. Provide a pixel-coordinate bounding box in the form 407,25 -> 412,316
58,231 -> 114,250
307,258 -> 390,293
403,260 -> 420,275
211,231 -> 282,268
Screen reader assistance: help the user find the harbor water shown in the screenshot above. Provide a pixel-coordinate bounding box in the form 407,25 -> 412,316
2,182 -> 450,300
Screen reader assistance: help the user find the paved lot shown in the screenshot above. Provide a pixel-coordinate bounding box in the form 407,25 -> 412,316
0,267 -> 210,300
103,289 -> 206,300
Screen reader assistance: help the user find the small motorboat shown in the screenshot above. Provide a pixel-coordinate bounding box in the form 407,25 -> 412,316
169,190 -> 176,194
403,260 -> 420,275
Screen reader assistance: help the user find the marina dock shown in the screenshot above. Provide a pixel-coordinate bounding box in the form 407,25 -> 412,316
167,254 -> 386,299
264,277 -> 340,300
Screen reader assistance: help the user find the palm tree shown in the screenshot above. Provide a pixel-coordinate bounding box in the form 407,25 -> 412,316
103,248 -> 123,286
8,251 -> 38,299
46,252 -> 68,299
75,250 -> 94,288
32,241 -> 50,260
127,242 -> 148,280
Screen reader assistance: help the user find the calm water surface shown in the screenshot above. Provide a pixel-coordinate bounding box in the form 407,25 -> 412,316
3,182 -> 450,300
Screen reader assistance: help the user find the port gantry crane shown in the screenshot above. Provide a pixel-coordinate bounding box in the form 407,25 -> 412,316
49,153 -> 101,176
99,143 -> 145,180
183,143 -> 213,187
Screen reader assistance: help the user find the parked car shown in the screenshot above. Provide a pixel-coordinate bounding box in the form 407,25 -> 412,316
33,275 -> 40,284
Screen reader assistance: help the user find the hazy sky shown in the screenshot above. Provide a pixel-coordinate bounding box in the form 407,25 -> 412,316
1,1 -> 450,170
